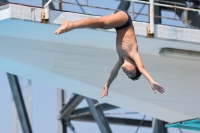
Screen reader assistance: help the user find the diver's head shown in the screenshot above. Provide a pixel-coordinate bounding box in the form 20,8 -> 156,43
121,59 -> 142,81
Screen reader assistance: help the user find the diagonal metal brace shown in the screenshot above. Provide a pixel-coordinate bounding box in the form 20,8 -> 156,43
70,103 -> 118,118
7,73 -> 32,133
86,98 -> 112,133
58,94 -> 84,119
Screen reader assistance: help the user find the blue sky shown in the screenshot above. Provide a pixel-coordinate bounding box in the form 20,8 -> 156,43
0,0 -> 198,133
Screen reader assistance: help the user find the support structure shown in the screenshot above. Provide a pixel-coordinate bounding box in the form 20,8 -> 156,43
57,89 -> 67,133
154,0 -> 161,24
152,118 -> 168,133
7,73 -> 32,133
70,103 -> 118,117
71,114 -> 152,127
58,93 -> 154,132
86,98 -> 112,133
162,0 -> 200,29
59,94 -> 84,119
117,1 -> 130,11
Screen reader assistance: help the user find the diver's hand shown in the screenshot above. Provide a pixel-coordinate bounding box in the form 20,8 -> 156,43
150,81 -> 165,94
55,20 -> 73,35
100,84 -> 109,98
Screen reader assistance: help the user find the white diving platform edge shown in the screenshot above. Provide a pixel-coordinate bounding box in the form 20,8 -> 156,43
0,3 -> 200,123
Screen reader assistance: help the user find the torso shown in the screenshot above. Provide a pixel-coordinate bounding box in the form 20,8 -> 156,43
116,25 -> 138,61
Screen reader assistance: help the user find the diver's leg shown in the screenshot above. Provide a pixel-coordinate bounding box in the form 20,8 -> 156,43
55,11 -> 128,34
73,11 -> 128,29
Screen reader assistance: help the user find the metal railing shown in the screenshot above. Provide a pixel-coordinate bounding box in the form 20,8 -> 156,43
50,0 -> 200,20
126,0 -> 200,12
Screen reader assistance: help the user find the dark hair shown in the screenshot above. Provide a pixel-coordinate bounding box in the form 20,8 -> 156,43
129,66 -> 142,81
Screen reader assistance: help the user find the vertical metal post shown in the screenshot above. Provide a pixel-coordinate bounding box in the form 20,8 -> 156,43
7,73 -> 32,133
152,118 -> 161,133
152,118 -> 168,133
57,89 -> 67,133
154,0 -> 161,24
150,0 -> 154,34
45,5 -> 49,20
117,1 -> 130,11
131,1 -> 135,20
86,98 -> 112,133
147,0 -> 154,37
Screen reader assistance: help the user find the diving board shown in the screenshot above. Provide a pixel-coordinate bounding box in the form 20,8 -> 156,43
165,118 -> 200,131
0,3 -> 200,123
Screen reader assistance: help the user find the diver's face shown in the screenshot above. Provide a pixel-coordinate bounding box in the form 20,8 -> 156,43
121,61 -> 136,78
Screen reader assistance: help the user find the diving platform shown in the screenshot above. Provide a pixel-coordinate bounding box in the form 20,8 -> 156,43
0,3 -> 200,123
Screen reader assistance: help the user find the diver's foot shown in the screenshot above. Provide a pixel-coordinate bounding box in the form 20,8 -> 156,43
55,20 -> 73,34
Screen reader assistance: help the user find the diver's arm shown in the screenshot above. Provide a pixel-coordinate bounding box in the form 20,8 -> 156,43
130,51 -> 165,94
131,51 -> 154,83
106,60 -> 123,87
100,58 -> 123,98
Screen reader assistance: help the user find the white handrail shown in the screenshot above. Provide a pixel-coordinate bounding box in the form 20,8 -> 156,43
44,0 -> 53,7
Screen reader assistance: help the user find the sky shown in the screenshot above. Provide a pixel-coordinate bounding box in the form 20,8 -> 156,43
0,0 -> 199,133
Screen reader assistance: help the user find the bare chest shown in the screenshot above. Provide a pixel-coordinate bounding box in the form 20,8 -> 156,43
116,43 -> 132,58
